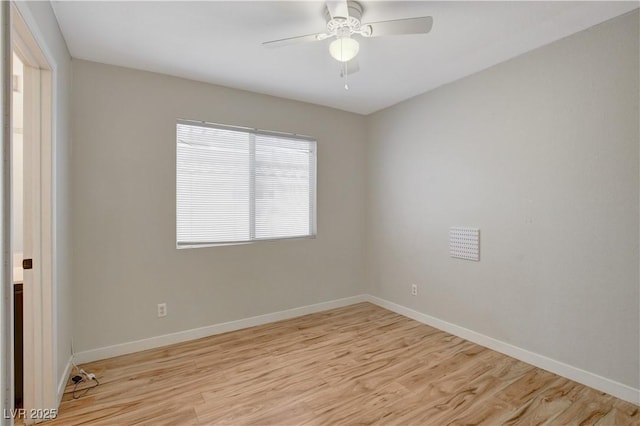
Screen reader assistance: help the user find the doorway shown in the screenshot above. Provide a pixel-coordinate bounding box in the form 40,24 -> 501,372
11,50 -> 24,411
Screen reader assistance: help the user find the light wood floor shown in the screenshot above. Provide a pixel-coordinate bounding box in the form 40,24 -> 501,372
48,303 -> 638,425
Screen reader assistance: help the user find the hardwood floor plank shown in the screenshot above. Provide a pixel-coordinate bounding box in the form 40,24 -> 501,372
44,303 -> 638,425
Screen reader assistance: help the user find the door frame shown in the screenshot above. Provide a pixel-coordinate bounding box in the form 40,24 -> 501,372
10,4 -> 55,423
1,1 -> 13,424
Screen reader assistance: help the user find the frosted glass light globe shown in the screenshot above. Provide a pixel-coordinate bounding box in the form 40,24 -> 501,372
329,37 -> 359,62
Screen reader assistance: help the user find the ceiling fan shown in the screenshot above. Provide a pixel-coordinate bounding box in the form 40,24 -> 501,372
262,0 -> 434,89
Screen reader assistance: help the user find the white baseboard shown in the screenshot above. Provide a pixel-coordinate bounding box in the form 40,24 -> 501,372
71,293 -> 639,406
57,356 -> 73,405
73,295 -> 368,365
366,295 -> 640,406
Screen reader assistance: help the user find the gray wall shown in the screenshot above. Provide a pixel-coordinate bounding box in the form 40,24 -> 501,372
366,11 -> 639,388
71,60 -> 367,352
70,9 -> 638,395
15,0 -> 73,400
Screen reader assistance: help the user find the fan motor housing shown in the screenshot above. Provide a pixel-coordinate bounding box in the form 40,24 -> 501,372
325,1 -> 364,28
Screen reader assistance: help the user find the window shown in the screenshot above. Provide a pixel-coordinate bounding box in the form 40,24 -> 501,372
176,120 -> 317,248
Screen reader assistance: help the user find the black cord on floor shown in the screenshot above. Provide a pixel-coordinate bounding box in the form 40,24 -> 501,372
72,377 -> 100,399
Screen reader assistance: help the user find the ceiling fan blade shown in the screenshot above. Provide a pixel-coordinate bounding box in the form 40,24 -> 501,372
347,58 -> 360,75
262,33 -> 325,49
365,16 -> 433,37
340,59 -> 359,77
326,0 -> 349,19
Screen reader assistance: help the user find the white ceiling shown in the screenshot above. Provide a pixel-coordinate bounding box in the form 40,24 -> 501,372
51,1 -> 637,115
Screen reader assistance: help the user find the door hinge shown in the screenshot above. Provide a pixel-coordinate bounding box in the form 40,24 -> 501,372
22,258 -> 32,270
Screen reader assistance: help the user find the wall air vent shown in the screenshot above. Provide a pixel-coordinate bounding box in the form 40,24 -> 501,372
449,227 -> 480,261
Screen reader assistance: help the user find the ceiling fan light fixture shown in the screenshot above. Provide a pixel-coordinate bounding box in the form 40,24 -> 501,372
329,37 -> 359,62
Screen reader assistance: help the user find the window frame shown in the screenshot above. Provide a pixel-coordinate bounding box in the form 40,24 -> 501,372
176,119 -> 317,249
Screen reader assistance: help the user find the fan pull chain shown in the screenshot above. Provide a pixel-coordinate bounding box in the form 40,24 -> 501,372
343,62 -> 349,90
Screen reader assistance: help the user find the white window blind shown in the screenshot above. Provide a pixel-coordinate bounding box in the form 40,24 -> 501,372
176,120 -> 316,248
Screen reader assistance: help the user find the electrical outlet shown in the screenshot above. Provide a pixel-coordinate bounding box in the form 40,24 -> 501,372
411,284 -> 418,296
157,303 -> 167,318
